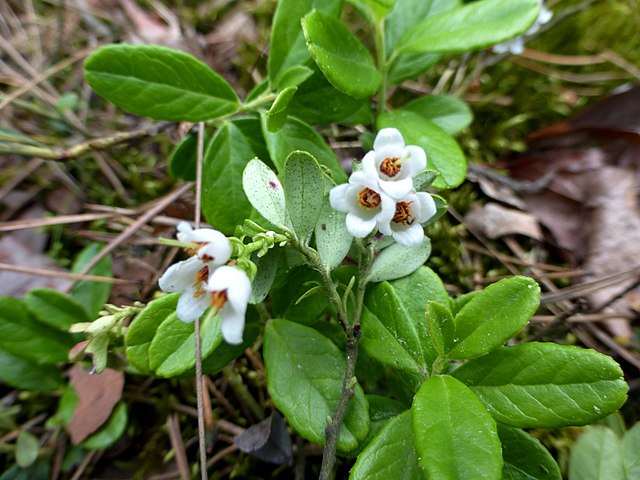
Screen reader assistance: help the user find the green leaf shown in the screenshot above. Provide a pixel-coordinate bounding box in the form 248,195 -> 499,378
0,350 -> 63,391
84,44 -> 240,121
168,130 -> 212,181
270,265 -> 330,324
126,293 -> 179,373
569,427 -> 625,480
70,243 -> 112,318
361,267 -> 448,379
315,195 -> 353,271
284,151 -> 324,239
250,249 -> 281,304
447,276 -> 540,360
16,431 -> 39,468
397,0 -> 540,54
359,395 -> 406,450
426,301 -> 455,357
378,109 -> 466,189
302,10 -> 381,98
242,158 -> 288,228
498,424 -> 561,480
367,237 -> 431,283
412,375 -> 502,480
388,51 -> 441,84
0,297 -> 73,364
264,319 -> 369,453
262,115 -> 347,182
81,402 -> 128,450
266,86 -> 298,132
202,119 -> 268,234
25,289 -> 90,331
276,65 -> 314,89
349,411 -> 420,480
403,95 -> 473,135
624,422 -> 640,478
269,0 -> 343,87
452,343 -> 629,428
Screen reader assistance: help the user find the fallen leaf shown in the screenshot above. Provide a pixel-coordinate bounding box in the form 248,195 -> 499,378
465,202 -> 542,240
234,412 -> 293,465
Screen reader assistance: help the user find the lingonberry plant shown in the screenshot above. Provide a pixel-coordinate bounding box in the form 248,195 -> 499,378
52,0 -> 629,478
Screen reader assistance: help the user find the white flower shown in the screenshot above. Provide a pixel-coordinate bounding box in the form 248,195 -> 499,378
362,128 -> 426,199
493,0 -> 552,55
378,192 -> 437,248
207,266 -> 252,345
158,224 -> 232,323
329,170 -> 396,238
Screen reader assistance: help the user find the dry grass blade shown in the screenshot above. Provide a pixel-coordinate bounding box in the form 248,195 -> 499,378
0,213 -> 116,232
167,413 -> 191,480
0,262 -> 137,284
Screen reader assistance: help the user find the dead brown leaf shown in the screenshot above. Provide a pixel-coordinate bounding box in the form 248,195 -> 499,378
465,202 -> 542,240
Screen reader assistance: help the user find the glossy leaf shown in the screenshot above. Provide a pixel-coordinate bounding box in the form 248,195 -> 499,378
447,276 -> 540,360
378,110 -> 466,189
403,95 -> 473,135
426,300 -> 455,357
367,236 -> 431,283
277,65 -> 314,89
262,115 -> 347,182
70,243 -> 112,318
250,249 -> 281,304
0,351 -> 63,391
569,427 -> 625,480
270,265 -> 330,324
242,158 -> 288,228
388,52 -> 441,84
284,151 -> 324,239
315,195 -> 352,271
302,10 -> 381,98
412,375 -> 502,480
84,44 -> 240,121
349,411 -> 420,480
202,119 -> 268,234
267,86 -> 298,133
361,395 -> 406,449
264,319 -> 369,453
397,0 -> 540,54
268,0 -> 343,87
452,343 -> 629,428
25,288 -> 90,330
498,424 -> 561,480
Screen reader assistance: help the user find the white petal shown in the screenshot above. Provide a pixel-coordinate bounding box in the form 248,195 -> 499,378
220,307 -> 245,345
538,6 -> 553,25
176,221 -> 194,242
345,213 -> 377,238
377,217 -> 392,235
158,256 -> 202,292
361,151 -> 378,177
379,178 -> 414,199
414,192 -> 437,223
176,288 -> 209,323
373,128 -> 405,151
393,224 -> 425,248
349,170 -> 380,190
404,145 -> 427,174
378,194 -> 397,222
197,232 -> 232,266
329,184 -> 352,213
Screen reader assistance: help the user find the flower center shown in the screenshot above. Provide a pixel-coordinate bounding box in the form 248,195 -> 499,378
357,188 -> 381,209
393,201 -> 414,226
192,266 -> 210,298
211,289 -> 228,310
184,241 -> 208,257
380,157 -> 402,178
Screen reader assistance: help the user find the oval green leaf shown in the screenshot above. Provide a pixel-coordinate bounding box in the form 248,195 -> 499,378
16,431 -> 39,468
452,343 -> 629,428
397,0 -> 540,54
81,401 -> 128,450
426,300 -> 455,357
0,350 -> 64,391
284,150 -> 324,239
403,95 -> 473,135
447,276 -> 540,360
412,375 -> 502,480
378,109 -> 466,189
302,10 -> 382,98
266,86 -> 298,132
569,427 -> 625,480
367,236 -> 431,283
264,319 -> 369,453
624,422 -> 640,478
84,44 -> 240,121
498,424 -> 561,480
25,288 -> 90,330
242,158 -> 288,228
315,195 -> 353,271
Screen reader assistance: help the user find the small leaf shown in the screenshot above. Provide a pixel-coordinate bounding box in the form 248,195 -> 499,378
276,65 -> 314,89
315,195 -> 353,271
403,95 -> 473,135
624,422 -> 640,478
84,44 -> 240,121
452,343 -> 629,428
25,289 -> 90,331
378,109 -> 466,189
569,427 -> 625,480
270,266 -> 330,324
349,411 -> 420,480
498,424 -> 561,480
234,412 -> 293,465
284,151 -> 324,238
242,159 -> 288,228
250,249 -> 281,304
81,402 -> 128,450
397,0 -> 540,54
426,301 -> 455,356
447,276 -> 540,360
264,319 -> 369,453
16,431 -> 39,468
70,243 -> 112,318
0,351 -> 63,391
302,10 -> 381,98
367,236 -> 431,283
266,86 -> 298,132
412,375 -> 502,480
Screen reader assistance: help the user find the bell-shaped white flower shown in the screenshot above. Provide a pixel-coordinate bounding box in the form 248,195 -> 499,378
378,192 -> 437,248
329,170 -> 395,238
207,266 -> 252,345
493,0 -> 552,55
362,128 -> 427,199
176,221 -> 232,266
159,256 -> 212,323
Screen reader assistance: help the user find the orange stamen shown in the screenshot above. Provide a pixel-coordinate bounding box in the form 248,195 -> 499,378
380,157 -> 402,177
393,201 -> 414,226
211,289 -> 228,310
357,188 -> 381,209
192,266 -> 209,298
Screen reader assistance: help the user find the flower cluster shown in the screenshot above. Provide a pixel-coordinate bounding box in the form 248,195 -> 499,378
158,222 -> 251,345
329,128 -> 436,248
493,0 -> 552,55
